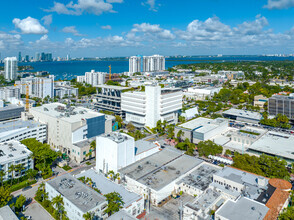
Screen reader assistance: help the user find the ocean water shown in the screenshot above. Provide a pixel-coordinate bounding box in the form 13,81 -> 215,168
1,56 -> 294,80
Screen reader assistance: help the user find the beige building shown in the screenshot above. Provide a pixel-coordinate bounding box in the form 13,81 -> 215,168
254,95 -> 268,109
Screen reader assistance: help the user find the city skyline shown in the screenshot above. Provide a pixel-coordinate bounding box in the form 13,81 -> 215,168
0,0 -> 294,57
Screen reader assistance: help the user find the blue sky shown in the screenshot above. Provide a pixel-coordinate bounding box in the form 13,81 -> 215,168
0,0 -> 294,57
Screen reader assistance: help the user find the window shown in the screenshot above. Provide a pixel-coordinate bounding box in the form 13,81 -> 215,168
83,151 -> 86,155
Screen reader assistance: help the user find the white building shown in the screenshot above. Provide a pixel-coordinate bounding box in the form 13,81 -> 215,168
0,86 -> 20,100
30,103 -> 106,163
76,169 -> 144,218
175,117 -> 228,144
4,57 -> 18,81
187,86 -> 222,100
0,118 -> 47,143
121,84 -> 182,128
15,76 -> 54,99
46,174 -> 108,220
119,148 -> 203,205
54,86 -> 78,98
0,140 -> 34,181
96,132 -> 135,174
77,70 -> 106,86
143,55 -> 165,72
129,56 -> 141,73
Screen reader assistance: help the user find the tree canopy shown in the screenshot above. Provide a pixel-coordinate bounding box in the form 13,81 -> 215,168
104,192 -> 124,216
197,140 -> 223,157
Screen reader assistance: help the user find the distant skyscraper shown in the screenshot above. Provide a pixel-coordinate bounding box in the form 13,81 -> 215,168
129,56 -> 141,73
66,54 -> 70,61
35,52 -> 40,61
4,57 -> 18,81
143,55 -> 165,72
18,52 -> 22,62
25,55 -> 30,62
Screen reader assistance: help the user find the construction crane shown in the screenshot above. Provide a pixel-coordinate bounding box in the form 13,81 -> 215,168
14,81 -> 45,112
109,65 -> 111,80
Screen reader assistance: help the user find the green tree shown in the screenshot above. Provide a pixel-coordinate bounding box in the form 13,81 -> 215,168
104,192 -> 124,216
15,164 -> 25,184
8,164 -> 15,185
0,170 -> 5,187
126,122 -> 135,133
115,115 -> 123,128
15,194 -> 26,211
176,130 -> 184,142
0,187 -> 12,207
83,212 -> 94,220
52,195 -> 65,220
197,140 -> 223,157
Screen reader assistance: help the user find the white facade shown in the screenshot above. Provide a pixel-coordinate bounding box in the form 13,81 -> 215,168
0,140 -> 34,181
122,84 -> 182,128
129,56 -> 141,73
187,87 -> 222,100
16,76 -> 54,99
0,86 -> 20,101
0,119 -> 47,143
143,55 -> 165,72
77,70 -> 106,86
54,86 -> 78,98
4,57 -> 18,81
46,174 -> 107,220
96,132 -> 135,173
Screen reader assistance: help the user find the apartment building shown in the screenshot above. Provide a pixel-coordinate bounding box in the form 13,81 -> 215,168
46,174 -> 108,220
15,75 -> 54,99
0,119 -> 47,143
54,86 -> 78,98
0,140 -> 34,181
143,55 -> 165,72
0,86 -> 20,100
77,70 -> 106,86
4,57 -> 18,81
129,56 -> 141,73
121,84 -> 182,128
0,103 -> 24,122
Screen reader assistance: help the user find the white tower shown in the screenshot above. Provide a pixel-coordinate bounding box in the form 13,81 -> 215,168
4,57 -> 18,81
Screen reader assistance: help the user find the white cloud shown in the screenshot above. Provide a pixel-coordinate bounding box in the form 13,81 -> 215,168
0,32 -> 23,50
62,26 -> 83,36
264,0 -> 294,9
234,15 -> 268,35
143,0 -> 158,11
45,0 -> 122,16
101,25 -> 112,30
42,15 -> 53,26
13,17 -> 48,34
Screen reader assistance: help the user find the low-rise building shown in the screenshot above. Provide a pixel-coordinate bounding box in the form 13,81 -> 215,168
76,169 -> 144,218
0,205 -> 19,220
54,85 -> 78,98
0,86 -> 20,100
46,174 -> 108,220
0,103 -> 24,122
0,119 -> 47,143
119,148 -> 203,205
187,86 -> 222,100
254,95 -> 268,109
0,140 -> 34,181
222,108 -> 262,123
175,117 -> 228,144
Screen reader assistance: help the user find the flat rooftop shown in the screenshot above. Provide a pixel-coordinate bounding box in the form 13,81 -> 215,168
107,210 -> 136,220
46,173 -> 106,213
31,103 -> 104,123
177,163 -> 221,191
0,104 -> 24,111
0,205 -> 18,220
185,188 -> 223,214
119,148 -> 203,191
270,95 -> 294,100
223,108 -> 262,120
95,85 -> 131,90
178,117 -> 227,132
248,131 -> 294,162
0,119 -> 45,139
76,169 -> 141,208
0,140 -> 32,164
216,197 -> 269,220
135,140 -> 158,156
100,132 -> 132,143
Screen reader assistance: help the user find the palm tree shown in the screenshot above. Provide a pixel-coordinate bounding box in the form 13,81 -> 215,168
0,170 -> 5,186
15,164 -> 25,183
83,212 -> 94,220
8,164 -> 15,185
52,195 -> 64,220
